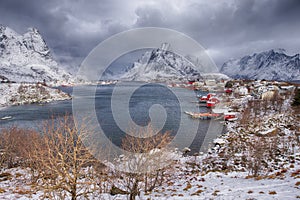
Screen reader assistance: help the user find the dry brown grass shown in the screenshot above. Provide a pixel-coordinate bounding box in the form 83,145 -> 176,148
212,190 -> 220,196
191,189 -> 204,195
15,173 -> 23,178
183,182 -> 192,191
269,191 -> 277,195
0,172 -> 12,178
0,172 -> 12,181
14,188 -> 33,195
291,169 -> 300,178
0,127 -> 41,168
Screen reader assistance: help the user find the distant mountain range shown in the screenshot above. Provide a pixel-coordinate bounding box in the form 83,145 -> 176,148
114,45 -> 300,82
0,25 -> 71,83
220,49 -> 300,81
1,24 -> 299,83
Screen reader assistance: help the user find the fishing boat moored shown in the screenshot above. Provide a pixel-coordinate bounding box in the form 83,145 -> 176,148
224,112 -> 238,121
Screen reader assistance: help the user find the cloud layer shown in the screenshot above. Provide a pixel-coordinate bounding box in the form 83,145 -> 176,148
1,0 -> 299,67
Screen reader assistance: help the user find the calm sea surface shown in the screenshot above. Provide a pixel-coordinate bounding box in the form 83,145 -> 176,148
0,83 -> 225,153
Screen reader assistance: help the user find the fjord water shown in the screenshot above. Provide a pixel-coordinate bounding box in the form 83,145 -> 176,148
0,83 -> 224,153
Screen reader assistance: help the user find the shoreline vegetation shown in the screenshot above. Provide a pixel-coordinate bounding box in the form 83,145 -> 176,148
0,79 -> 299,199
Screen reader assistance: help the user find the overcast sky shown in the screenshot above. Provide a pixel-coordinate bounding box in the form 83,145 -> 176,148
1,0 -> 300,68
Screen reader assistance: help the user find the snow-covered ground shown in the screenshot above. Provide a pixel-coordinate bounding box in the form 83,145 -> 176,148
0,80 -> 299,199
142,164 -> 300,200
0,83 -> 70,108
1,112 -> 299,200
0,153 -> 299,199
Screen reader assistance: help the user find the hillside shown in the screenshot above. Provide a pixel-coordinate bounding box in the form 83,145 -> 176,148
0,25 -> 71,83
221,49 -> 300,81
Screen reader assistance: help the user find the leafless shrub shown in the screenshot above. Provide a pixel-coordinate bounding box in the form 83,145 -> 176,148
31,115 -> 103,200
205,127 -> 298,177
113,125 -> 175,200
0,127 -> 41,168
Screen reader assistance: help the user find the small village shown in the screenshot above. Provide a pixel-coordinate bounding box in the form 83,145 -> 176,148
1,1 -> 300,199
1,77 -> 298,199
178,78 -> 297,121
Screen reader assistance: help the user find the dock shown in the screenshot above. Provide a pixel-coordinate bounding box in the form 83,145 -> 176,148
184,111 -> 220,120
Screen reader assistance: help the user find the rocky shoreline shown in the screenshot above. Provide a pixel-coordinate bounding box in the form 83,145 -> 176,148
0,83 -> 71,108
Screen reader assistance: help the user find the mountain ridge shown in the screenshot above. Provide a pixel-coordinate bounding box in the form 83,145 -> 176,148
220,49 -> 300,81
120,43 -> 203,82
0,25 -> 71,83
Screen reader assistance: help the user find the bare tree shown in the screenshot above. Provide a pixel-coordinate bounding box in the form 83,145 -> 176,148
113,125 -> 175,200
32,115 -> 103,200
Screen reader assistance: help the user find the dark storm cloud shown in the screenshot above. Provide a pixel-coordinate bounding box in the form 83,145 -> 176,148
132,0 -> 300,65
0,0 -> 133,62
0,0 -> 299,67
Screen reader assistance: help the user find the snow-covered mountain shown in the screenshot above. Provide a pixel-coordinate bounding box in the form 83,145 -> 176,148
120,43 -> 202,82
0,25 -> 71,83
220,49 -> 300,81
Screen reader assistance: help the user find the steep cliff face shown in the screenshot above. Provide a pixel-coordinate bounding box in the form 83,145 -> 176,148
0,25 -> 71,83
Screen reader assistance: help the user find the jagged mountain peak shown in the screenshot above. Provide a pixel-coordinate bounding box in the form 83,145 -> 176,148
27,27 -> 39,33
263,48 -> 283,54
0,25 -> 18,37
221,49 -> 300,81
23,27 -> 50,56
120,43 -> 202,82
0,25 -> 71,83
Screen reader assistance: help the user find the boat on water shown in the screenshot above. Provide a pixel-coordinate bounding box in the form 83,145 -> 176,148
1,116 -> 12,120
198,102 -> 207,107
224,112 -> 238,121
184,111 -> 220,120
